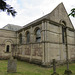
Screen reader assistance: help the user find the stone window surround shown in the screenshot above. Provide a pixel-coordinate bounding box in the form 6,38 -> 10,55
26,31 -> 30,44
18,27 -> 41,44
34,27 -> 41,42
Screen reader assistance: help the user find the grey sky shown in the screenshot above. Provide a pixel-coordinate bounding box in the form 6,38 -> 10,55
0,0 -> 75,28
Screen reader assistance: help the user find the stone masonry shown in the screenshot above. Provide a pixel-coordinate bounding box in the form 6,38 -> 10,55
0,3 -> 75,66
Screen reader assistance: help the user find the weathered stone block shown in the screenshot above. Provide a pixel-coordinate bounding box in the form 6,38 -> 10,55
7,57 -> 17,73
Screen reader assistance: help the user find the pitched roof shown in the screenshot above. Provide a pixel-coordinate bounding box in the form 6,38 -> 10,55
2,24 -> 23,31
23,2 -> 74,29
2,3 -> 74,32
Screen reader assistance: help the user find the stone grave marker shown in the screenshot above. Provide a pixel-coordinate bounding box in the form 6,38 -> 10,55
51,59 -> 59,75
64,60 -> 72,75
7,57 -> 17,73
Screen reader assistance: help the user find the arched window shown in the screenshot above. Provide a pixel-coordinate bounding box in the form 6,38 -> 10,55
60,20 -> 66,44
62,27 -> 66,44
26,31 -> 30,43
35,28 -> 41,42
62,21 -> 66,25
60,20 -> 66,26
6,45 -> 9,52
19,33 -> 22,44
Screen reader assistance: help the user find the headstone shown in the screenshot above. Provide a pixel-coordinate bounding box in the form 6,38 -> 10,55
7,57 -> 17,73
64,58 -> 72,75
53,59 -> 56,73
64,70 -> 72,75
51,59 -> 59,75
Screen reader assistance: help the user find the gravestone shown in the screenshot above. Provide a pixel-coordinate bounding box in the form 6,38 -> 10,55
64,70 -> 72,75
51,59 -> 59,75
64,61 -> 72,75
7,57 -> 17,73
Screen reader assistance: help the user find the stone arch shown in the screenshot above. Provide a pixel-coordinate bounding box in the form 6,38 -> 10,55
25,31 -> 30,35
59,20 -> 66,26
3,39 -> 14,53
3,39 -> 14,45
34,27 -> 41,35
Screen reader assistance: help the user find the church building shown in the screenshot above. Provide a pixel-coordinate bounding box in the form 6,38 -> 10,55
0,3 -> 75,66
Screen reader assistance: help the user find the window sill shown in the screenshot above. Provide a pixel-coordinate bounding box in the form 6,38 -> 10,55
5,52 -> 11,53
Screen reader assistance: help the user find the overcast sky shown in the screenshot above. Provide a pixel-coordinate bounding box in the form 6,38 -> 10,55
0,0 -> 75,28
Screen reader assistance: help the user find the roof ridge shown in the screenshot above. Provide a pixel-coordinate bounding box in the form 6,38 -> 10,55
7,24 -> 23,27
2,24 -> 23,31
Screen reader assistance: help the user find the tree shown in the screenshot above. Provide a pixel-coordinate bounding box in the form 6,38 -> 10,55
0,0 -> 17,17
69,8 -> 75,17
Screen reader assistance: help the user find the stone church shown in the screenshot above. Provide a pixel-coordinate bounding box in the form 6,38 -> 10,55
0,3 -> 75,66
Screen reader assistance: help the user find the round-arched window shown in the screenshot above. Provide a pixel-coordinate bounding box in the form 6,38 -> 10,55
60,20 -> 66,26
19,33 -> 22,44
35,28 -> 41,42
6,45 -> 9,52
26,31 -> 30,43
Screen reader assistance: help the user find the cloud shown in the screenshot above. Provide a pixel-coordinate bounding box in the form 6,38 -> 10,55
0,0 -> 75,28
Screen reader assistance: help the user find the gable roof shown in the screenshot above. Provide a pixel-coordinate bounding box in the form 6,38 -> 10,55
2,3 -> 74,32
23,3 -> 74,29
2,24 -> 23,31
47,2 -> 74,28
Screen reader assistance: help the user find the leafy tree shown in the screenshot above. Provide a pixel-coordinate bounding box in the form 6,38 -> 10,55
69,8 -> 75,17
0,0 -> 17,16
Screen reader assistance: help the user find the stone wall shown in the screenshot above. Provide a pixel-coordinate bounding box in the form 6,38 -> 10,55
13,20 -> 75,66
0,20 -> 75,66
0,29 -> 17,59
16,24 -> 43,64
16,43 -> 42,64
41,20 -> 75,65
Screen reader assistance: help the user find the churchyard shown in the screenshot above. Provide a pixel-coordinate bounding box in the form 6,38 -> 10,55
0,60 -> 75,75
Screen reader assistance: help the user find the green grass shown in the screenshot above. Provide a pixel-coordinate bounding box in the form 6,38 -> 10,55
0,60 -> 75,75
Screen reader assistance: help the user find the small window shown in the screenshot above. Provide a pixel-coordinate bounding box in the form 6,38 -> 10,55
6,45 -> 9,52
26,31 -> 30,43
19,34 -> 22,44
36,28 -> 41,42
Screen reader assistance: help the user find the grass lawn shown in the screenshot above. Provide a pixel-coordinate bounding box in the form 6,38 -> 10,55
0,60 -> 75,75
